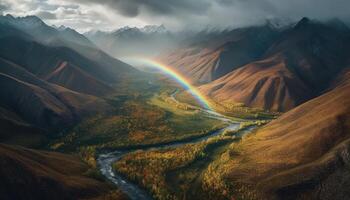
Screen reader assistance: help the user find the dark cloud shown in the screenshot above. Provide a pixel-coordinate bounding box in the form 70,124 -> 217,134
0,3 -> 10,14
62,0 -> 350,30
66,0 -> 350,19
70,0 -> 212,17
2,0 -> 350,32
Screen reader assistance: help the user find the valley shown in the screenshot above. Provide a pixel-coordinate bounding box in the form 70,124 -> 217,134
45,71 -> 273,200
1,7 -> 350,200
99,88 -> 267,200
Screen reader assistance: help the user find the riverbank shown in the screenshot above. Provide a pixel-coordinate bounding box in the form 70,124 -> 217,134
97,91 -> 266,200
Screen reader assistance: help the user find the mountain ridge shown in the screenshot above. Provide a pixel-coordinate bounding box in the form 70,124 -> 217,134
198,18 -> 350,111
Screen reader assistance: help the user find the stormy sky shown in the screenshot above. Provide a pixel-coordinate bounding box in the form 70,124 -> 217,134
1,0 -> 350,32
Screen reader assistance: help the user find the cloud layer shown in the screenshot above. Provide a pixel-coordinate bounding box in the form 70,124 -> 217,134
1,0 -> 350,32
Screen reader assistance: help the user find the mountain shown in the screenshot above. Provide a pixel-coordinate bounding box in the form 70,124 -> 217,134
0,57 -> 110,134
199,18 -> 350,111
0,14 -> 139,85
85,25 -> 177,58
199,54 -> 313,111
108,24 -> 168,36
45,61 -> 113,96
0,14 -> 95,48
55,25 -> 96,47
0,143 -> 126,200
0,36 -> 116,96
226,68 -> 350,199
0,15 -> 142,144
0,15 -> 142,96
264,17 -> 350,91
157,25 -> 280,84
0,15 -> 138,199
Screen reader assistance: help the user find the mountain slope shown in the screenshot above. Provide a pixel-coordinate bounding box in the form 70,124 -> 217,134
0,143 -> 126,200
0,57 -> 110,132
199,54 -> 312,111
264,17 -> 350,91
0,15 -> 142,146
0,14 -> 140,90
0,34 -> 140,96
0,107 -> 45,148
157,25 -> 279,83
0,36 -> 116,85
45,61 -> 113,96
199,18 -> 350,111
226,69 -> 350,199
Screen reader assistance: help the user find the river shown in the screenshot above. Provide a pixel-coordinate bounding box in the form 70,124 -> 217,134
97,92 -> 258,200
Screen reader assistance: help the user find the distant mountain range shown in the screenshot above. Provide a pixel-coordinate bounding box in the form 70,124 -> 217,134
85,24 -> 177,58
0,14 -> 95,48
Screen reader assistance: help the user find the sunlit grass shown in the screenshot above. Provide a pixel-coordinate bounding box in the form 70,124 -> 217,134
48,73 -> 276,200
112,123 -> 264,200
176,90 -> 278,119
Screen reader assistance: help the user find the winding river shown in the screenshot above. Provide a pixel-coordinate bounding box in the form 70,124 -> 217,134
97,93 -> 258,200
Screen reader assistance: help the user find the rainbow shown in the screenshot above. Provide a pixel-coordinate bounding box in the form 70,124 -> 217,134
131,58 -> 213,111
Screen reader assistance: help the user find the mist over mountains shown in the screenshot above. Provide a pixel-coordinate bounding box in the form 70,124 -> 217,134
1,13 -> 350,135
3,14 -> 349,113
85,24 -> 177,58
1,11 -> 350,200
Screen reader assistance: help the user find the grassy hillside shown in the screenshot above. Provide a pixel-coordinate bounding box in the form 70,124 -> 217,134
0,143 -> 127,200
217,69 -> 350,199
198,54 -> 313,112
51,86 -> 226,154
0,57 -> 110,134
